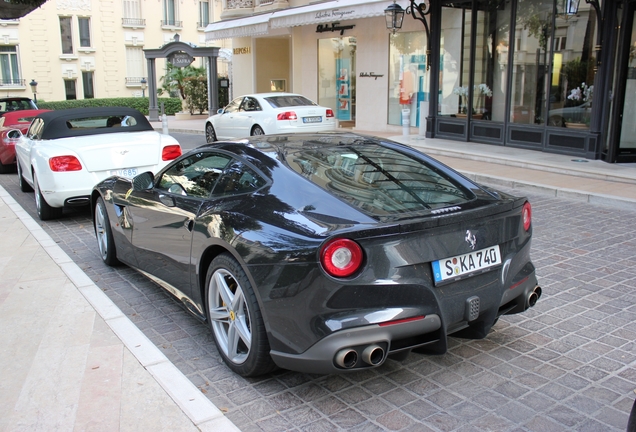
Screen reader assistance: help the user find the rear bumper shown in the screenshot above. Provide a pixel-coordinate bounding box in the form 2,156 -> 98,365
270,314 -> 441,374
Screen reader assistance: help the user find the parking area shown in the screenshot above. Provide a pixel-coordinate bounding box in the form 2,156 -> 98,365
1,170 -> 634,432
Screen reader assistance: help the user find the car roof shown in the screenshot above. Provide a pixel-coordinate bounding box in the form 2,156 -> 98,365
36,107 -> 154,140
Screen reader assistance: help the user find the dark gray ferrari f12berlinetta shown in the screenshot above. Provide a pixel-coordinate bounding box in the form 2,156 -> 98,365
92,132 -> 541,377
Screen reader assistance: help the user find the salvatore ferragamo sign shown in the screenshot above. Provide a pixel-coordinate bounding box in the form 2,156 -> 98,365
315,8 -> 356,21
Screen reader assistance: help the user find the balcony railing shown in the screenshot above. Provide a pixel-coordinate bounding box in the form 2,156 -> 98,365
161,20 -> 183,27
226,0 -> 254,9
0,78 -> 25,87
125,77 -> 147,86
122,18 -> 146,27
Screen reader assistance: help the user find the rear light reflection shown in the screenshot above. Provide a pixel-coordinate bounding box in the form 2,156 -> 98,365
277,111 -> 298,121
162,145 -> 182,161
320,238 -> 363,278
378,316 -> 426,327
49,156 -> 82,172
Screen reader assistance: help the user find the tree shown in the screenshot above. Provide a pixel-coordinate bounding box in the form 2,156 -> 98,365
0,0 -> 48,19
158,63 -> 206,112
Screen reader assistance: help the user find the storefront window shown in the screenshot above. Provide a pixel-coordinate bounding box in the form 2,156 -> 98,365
318,37 -> 357,125
547,2 -> 598,129
510,0 -> 553,125
388,31 -> 428,127
474,0 -> 511,122
439,5 -> 473,117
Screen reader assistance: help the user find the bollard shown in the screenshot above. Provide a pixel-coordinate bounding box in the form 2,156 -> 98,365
418,101 -> 428,138
161,113 -> 169,135
402,108 -> 410,137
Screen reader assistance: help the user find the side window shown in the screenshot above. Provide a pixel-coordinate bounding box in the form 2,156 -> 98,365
27,118 -> 44,140
224,98 -> 242,114
157,152 -> 232,198
213,160 -> 266,196
240,97 -> 261,112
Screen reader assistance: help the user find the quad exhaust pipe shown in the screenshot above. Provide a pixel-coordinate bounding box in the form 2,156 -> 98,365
527,286 -> 542,308
335,344 -> 386,369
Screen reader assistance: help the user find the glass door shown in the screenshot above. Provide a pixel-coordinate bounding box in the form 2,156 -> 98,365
616,9 -> 636,161
318,37 -> 357,127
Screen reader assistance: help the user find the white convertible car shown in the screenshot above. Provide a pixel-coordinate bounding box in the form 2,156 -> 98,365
14,107 -> 182,220
205,92 -> 336,142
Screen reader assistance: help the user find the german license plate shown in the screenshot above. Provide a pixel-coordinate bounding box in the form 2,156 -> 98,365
110,168 -> 138,178
303,116 -> 322,123
431,245 -> 502,285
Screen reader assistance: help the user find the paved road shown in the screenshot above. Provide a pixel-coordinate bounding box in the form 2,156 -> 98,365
2,135 -> 635,431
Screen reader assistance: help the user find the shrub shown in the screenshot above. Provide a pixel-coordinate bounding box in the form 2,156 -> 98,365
38,97 -> 183,115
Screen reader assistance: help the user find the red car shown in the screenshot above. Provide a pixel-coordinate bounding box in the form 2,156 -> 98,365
0,109 -> 50,173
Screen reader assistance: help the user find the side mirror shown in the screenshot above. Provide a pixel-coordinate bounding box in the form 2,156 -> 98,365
217,108 -> 224,114
132,171 -> 155,191
7,129 -> 23,140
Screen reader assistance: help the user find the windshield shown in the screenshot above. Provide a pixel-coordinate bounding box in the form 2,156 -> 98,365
285,143 -> 474,215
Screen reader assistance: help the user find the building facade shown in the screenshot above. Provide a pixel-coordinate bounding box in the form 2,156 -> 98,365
0,0 -> 230,103
206,0 -> 636,163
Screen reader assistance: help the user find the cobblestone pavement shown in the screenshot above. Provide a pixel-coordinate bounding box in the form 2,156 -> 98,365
1,171 -> 635,432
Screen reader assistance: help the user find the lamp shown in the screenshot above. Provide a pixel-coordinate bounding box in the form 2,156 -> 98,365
565,0 -> 580,14
384,0 -> 432,69
140,77 -> 147,98
29,79 -> 38,104
384,1 -> 405,35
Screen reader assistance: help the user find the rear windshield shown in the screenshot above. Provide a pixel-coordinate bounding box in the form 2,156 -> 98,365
286,143 -> 474,215
65,115 -> 138,130
265,95 -> 317,108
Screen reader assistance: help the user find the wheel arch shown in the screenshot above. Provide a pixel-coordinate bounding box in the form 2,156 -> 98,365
197,244 -> 267,322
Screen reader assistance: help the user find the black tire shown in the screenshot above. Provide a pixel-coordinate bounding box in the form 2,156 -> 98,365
17,161 -> 32,192
0,160 -> 13,174
206,253 -> 276,377
33,171 -> 63,220
94,197 -> 121,266
628,397 -> 636,432
251,125 -> 265,136
205,123 -> 217,143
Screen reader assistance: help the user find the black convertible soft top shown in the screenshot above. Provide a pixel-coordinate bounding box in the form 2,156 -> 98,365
36,107 -> 154,140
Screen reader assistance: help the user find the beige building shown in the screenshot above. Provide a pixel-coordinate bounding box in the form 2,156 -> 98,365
0,0 -> 230,103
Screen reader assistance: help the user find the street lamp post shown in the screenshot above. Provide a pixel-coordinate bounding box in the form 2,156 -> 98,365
29,79 -> 38,104
140,77 -> 148,98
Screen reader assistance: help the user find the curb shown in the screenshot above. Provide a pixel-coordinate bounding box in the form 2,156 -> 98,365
0,186 -> 240,432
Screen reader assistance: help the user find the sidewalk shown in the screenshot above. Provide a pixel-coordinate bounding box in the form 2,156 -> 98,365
151,115 -> 636,210
0,188 -> 239,431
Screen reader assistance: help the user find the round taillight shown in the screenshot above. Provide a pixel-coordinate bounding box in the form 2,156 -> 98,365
320,238 -> 363,278
522,201 -> 532,231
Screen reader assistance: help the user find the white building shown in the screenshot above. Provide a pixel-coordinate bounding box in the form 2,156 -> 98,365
0,0 -> 230,102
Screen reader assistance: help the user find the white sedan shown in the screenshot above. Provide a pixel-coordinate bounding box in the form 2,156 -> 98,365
14,107 -> 182,220
205,92 -> 336,142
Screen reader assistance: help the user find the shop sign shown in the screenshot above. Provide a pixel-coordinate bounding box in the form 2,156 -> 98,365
233,47 -> 251,55
316,22 -> 355,36
315,8 -> 356,21
168,52 -> 194,68
359,72 -> 384,80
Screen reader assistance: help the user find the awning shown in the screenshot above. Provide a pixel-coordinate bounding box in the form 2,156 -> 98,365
205,13 -> 273,41
270,0 -> 393,29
